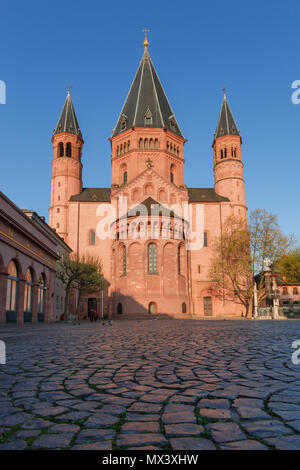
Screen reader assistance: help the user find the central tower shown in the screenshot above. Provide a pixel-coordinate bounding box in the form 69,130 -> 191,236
109,35 -> 186,191
109,34 -> 190,317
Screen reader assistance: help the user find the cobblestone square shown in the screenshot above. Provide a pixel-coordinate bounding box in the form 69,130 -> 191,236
0,319 -> 300,450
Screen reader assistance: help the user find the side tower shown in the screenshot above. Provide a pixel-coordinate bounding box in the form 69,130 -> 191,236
212,93 -> 246,218
49,91 -> 84,241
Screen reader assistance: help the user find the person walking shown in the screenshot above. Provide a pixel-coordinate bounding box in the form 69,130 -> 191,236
89,309 -> 94,322
94,310 -> 98,322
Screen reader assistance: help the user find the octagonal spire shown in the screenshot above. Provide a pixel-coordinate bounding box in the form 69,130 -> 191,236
112,45 -> 183,138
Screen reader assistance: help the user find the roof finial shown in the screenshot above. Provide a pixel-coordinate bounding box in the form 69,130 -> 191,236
66,83 -> 72,96
221,86 -> 227,97
142,28 -> 150,49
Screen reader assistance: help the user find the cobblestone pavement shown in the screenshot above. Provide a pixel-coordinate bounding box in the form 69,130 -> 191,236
1,319 -> 300,450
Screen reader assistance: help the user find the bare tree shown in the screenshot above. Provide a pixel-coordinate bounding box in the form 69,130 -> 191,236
209,209 -> 293,317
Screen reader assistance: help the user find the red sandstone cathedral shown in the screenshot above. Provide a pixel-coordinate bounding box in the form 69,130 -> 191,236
49,36 -> 247,318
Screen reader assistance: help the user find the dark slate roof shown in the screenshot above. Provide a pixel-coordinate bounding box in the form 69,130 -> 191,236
112,47 -> 183,138
214,94 -> 240,140
69,188 -> 111,202
188,188 -> 229,202
120,197 -> 182,221
70,188 -> 228,203
54,92 -> 83,139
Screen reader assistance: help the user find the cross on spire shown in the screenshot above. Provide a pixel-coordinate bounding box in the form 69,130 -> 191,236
142,28 -> 150,48
221,86 -> 227,96
66,84 -> 72,95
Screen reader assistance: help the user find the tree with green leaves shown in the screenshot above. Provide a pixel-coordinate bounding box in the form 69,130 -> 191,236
276,248 -> 300,284
209,209 -> 293,317
72,255 -> 104,318
56,253 -> 103,320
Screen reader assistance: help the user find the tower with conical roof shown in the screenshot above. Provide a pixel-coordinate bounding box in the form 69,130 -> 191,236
49,91 -> 84,240
213,93 -> 246,218
109,33 -> 186,190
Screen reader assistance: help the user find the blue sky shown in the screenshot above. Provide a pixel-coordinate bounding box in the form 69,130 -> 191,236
0,0 -> 300,242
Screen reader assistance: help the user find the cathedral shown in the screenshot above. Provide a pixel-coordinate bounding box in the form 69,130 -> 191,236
49,36 -> 247,318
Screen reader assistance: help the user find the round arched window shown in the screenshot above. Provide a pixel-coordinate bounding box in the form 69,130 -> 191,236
148,243 -> 158,274
24,268 -> 33,313
6,260 -> 18,313
38,274 -> 46,314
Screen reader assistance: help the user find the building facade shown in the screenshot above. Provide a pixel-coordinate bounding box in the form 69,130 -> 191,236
0,192 -> 71,325
22,210 -> 72,321
49,39 -> 247,318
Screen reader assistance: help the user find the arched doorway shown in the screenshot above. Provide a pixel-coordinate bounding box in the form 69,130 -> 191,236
117,302 -> 123,315
148,302 -> 157,314
182,302 -> 187,314
6,260 -> 19,323
37,274 -> 46,322
24,268 -> 34,323
203,296 -> 213,316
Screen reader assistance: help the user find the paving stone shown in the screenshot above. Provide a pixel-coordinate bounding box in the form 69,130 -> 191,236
76,428 -> 116,443
170,437 -> 216,450
267,435 -> 300,450
0,440 -> 27,450
70,401 -> 102,411
140,394 -> 172,403
242,420 -> 291,438
126,413 -> 160,421
207,422 -> 246,442
165,423 -> 204,437
233,398 -> 264,408
127,446 -> 160,450
121,421 -> 159,433
164,403 -> 194,413
15,429 -> 41,439
117,433 -> 167,447
271,410 -> 300,421
100,395 -> 134,406
220,440 -> 268,450
236,407 -> 270,419
71,441 -> 112,450
84,412 -> 120,428
49,423 -> 80,434
32,433 -> 73,449
199,408 -> 231,420
34,406 -> 68,417
288,420 -> 300,433
198,398 -> 230,409
128,402 -> 162,413
100,404 -> 127,415
22,418 -> 51,429
162,412 -> 196,424
55,411 -> 91,421
1,412 -> 31,426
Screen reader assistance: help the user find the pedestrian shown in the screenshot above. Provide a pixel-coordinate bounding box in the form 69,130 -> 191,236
94,310 -> 98,322
90,309 -> 94,322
